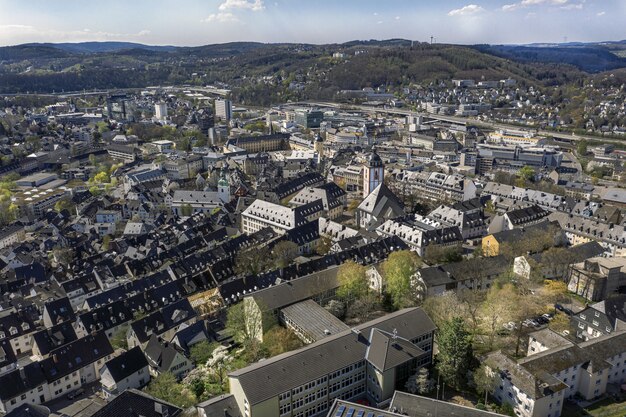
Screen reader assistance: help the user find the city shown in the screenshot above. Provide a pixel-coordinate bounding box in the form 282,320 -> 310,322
1,2 -> 626,417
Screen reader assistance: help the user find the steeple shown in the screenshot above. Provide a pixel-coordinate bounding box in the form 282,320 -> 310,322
363,150 -> 384,197
217,167 -> 230,204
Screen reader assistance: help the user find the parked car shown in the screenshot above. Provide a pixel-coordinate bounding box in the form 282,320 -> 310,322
555,304 -> 574,316
503,321 -> 518,331
542,313 -> 554,321
66,388 -> 85,400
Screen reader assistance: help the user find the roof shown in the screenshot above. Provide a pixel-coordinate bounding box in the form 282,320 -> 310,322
358,183 -> 404,218
249,266 -> 340,311
389,391 -> 508,417
365,329 -> 426,372
90,388 -> 182,417
3,404 -> 50,417
197,394 -> 242,417
102,346 -> 149,383
229,308 -> 436,405
0,362 -> 47,401
144,335 -> 188,373
280,299 -> 349,342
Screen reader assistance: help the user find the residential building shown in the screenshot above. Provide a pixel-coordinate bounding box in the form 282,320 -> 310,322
143,335 -> 193,380
572,295 -> 626,341
567,257 -> 626,302
99,346 -> 150,399
241,199 -> 322,235
395,171 -> 477,203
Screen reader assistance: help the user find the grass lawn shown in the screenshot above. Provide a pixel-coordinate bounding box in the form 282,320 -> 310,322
585,397 -> 626,417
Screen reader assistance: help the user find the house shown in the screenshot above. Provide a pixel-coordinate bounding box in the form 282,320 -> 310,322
143,335 -> 193,380
42,297 -> 75,329
396,171 -> 477,202
0,311 -> 37,356
0,363 -> 49,414
89,388 -> 182,417
567,257 -> 626,302
572,295 -> 626,340
355,183 -> 405,231
513,241 -> 605,281
481,221 -> 562,257
169,321 -> 210,356
99,346 -> 150,399
30,322 -> 78,359
0,225 -> 25,250
241,199 -> 322,235
126,299 -> 197,349
487,205 -> 550,234
414,256 -> 509,299
75,300 -> 133,341
289,183 -> 346,220
228,308 -> 436,417
427,204 -> 488,240
548,211 -> 626,257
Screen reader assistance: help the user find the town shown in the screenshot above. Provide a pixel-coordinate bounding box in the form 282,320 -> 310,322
0,73 -> 625,417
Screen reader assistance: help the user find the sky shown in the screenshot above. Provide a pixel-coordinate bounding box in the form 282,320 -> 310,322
0,0 -> 625,47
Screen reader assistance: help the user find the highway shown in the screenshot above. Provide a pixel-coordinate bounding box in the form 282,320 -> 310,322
302,101 -> 626,145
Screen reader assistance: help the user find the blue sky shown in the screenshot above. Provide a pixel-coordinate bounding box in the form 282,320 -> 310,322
0,0 -> 624,46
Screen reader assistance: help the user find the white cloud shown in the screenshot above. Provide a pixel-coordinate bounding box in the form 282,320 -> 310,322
448,4 -> 485,16
218,0 -> 264,12
597,11 -> 605,16
202,12 -> 239,23
0,25 -> 152,43
395,16 -> 400,20
503,0 -> 583,12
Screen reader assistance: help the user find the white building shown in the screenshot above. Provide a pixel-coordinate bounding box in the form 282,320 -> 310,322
215,99 -> 232,121
155,102 -> 168,121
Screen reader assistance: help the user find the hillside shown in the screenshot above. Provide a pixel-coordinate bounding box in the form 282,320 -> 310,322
0,39 -> 620,104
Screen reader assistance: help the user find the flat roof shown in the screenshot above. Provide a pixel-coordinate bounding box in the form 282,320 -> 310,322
280,299 -> 349,342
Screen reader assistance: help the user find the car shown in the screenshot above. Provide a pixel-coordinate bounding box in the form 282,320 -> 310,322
542,313 -> 554,321
503,321 -> 518,331
536,316 -> 549,325
66,388 -> 85,400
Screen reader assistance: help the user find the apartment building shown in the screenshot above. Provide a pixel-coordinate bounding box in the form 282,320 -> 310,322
396,171 -> 477,203
487,330 -> 626,417
228,308 -> 436,417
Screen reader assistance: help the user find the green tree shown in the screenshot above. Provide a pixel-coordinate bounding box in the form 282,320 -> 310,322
93,171 -> 110,184
436,317 -> 474,389
234,246 -> 271,276
576,139 -> 588,156
473,364 -> 498,405
518,165 -> 535,182
382,250 -> 421,309
336,260 -> 369,301
316,235 -> 333,256
110,327 -> 128,350
144,372 -> 196,408
180,204 -> 193,217
190,340 -> 219,366
262,326 -> 304,357
271,241 -> 299,269
102,235 -> 111,251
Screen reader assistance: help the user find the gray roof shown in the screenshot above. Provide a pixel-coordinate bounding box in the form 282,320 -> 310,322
365,329 -> 425,372
229,308 -> 436,405
197,394 -> 242,417
250,266 -> 341,311
389,391 -> 508,417
280,299 -> 348,342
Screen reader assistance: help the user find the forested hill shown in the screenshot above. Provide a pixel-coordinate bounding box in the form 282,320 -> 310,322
1,39 -> 625,103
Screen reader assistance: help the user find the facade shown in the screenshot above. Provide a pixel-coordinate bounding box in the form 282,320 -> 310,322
228,308 -> 436,417
567,257 -> 626,302
216,99 -> 233,121
99,346 -> 150,399
396,171 -> 477,203
241,199 -> 322,235
155,102 -> 168,121
356,183 -> 404,231
225,133 -> 290,154
487,330 -> 626,417
572,295 -> 626,341
362,152 -> 384,197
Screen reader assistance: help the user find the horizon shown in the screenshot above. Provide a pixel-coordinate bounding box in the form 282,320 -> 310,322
1,0 -> 625,47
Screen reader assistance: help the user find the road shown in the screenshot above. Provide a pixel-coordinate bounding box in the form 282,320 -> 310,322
302,100 -> 626,145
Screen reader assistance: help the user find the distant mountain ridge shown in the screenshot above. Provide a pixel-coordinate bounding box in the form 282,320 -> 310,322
21,41 -> 178,54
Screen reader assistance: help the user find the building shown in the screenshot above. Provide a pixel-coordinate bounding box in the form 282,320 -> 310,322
167,190 -> 223,216
481,221 -> 561,257
90,389 -> 182,417
396,171 -> 477,203
107,144 -> 138,163
228,308 -> 436,417
290,183 -> 346,220
225,133 -> 290,154
0,225 -> 25,250
376,213 -> 462,257
143,335 -> 193,380
356,183 -> 405,231
567,257 -> 626,302
216,99 -> 233,121
572,295 -> 626,341
548,211 -> 626,257
486,330 -> 626,417
295,109 -> 324,129
363,151 -> 384,197
154,102 -> 168,121
99,346 -> 150,399
241,199 -> 322,235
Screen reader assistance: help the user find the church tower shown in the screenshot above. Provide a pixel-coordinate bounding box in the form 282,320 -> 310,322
363,150 -> 384,197
217,167 -> 231,204
314,134 -> 324,165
